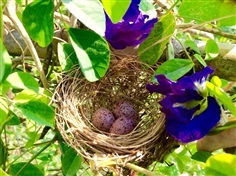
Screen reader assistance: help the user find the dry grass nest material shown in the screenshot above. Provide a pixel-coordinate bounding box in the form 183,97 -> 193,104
54,55 -> 177,170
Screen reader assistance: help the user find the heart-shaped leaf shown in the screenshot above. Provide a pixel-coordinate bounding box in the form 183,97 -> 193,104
139,13 -> 176,65
14,100 -> 55,128
152,59 -> 194,82
62,0 -> 105,36
101,0 -> 131,23
68,28 -> 110,82
22,0 -> 54,47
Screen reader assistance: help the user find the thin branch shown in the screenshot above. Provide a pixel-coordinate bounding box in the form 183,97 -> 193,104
5,0 -> 49,89
177,24 -> 236,40
139,14 -> 236,56
15,135 -> 57,176
125,163 -> 163,176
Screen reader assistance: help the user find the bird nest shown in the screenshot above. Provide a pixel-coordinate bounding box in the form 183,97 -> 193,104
54,54 -> 177,174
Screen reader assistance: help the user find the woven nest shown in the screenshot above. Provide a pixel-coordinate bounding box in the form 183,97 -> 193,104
54,53 -> 177,173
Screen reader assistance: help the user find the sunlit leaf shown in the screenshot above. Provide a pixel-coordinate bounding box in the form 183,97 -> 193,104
185,40 -> 201,54
194,54 -> 207,67
101,0 -> 131,23
206,81 -> 236,116
152,59 -> 194,82
218,1 -> 236,26
0,98 -> 9,129
211,76 -> 222,87
62,0 -> 105,36
139,0 -> 156,17
205,39 -> 219,60
179,0 -> 236,26
58,43 -> 79,71
5,72 -> 39,93
0,41 -> 12,83
205,154 -> 236,176
0,168 -> 9,176
14,89 -> 50,104
22,0 -> 54,47
68,28 -> 110,82
139,13 -> 176,65
15,100 -> 55,128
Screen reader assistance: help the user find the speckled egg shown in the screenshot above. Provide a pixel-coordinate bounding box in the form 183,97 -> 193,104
110,116 -> 138,135
92,108 -> 116,132
113,100 -> 138,119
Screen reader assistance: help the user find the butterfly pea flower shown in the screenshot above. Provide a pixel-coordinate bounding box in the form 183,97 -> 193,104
146,67 -> 221,143
105,0 -> 158,49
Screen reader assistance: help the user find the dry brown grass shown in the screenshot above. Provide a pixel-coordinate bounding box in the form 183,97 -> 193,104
54,53 -> 177,174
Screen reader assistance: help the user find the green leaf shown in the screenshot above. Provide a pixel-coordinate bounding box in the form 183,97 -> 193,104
10,162 -> 44,176
0,41 -> 12,83
194,54 -> 207,67
62,0 -> 105,36
0,168 -> 9,176
138,13 -> 176,65
179,0 -> 236,26
139,0 -> 156,16
152,59 -> 194,82
206,81 -> 236,116
15,100 -> 55,128
171,152 -> 184,174
205,39 -> 219,60
218,1 -> 236,26
191,151 -> 212,163
62,147 -> 82,176
101,0 -> 131,23
14,89 -> 50,104
5,72 -> 39,92
57,43 -> 79,71
22,0 -> 54,47
0,98 -> 9,130
25,131 -> 41,148
205,154 -> 236,176
5,113 -> 21,126
211,76 -> 222,87
68,28 -> 110,82
185,40 -> 201,54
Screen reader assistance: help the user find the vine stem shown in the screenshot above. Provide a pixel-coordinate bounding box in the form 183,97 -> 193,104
139,14 -> 236,56
15,135 -> 57,176
177,24 -> 236,40
125,163 -> 163,176
164,0 -> 180,15
5,0 -> 49,89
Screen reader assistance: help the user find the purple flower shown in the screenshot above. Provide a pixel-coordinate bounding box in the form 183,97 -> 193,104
105,0 -> 158,49
147,67 -> 221,143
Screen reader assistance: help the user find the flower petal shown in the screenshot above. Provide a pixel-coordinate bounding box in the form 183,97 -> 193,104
160,98 -> 200,123
105,0 -> 157,49
165,96 -> 221,143
146,75 -> 173,95
167,89 -> 202,103
176,66 -> 214,90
